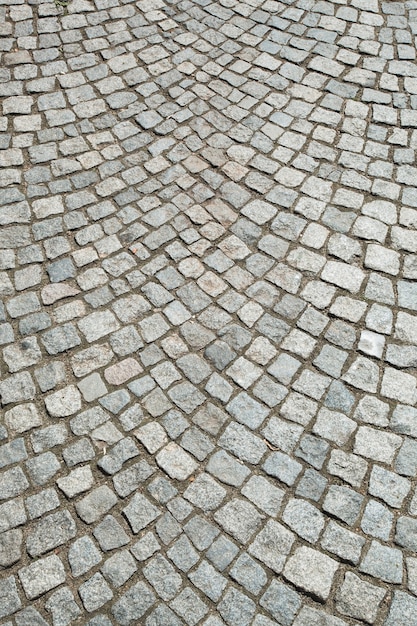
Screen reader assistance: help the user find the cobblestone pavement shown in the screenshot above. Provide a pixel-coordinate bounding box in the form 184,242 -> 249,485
2,0 -> 417,624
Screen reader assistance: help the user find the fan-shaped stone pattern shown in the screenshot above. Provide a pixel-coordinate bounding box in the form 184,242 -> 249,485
0,0 -> 416,624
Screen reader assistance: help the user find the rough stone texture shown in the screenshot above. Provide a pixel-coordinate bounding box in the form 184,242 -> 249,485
1,2 -> 416,623
18,555 -> 66,599
335,572 -> 386,624
156,443 -> 198,481
0,576 -> 21,619
26,509 -> 77,557
44,385 -> 82,417
283,547 -> 339,601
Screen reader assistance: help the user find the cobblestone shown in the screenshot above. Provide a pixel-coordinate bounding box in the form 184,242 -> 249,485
336,572 -> 386,624
18,555 -> 66,600
284,546 -> 339,601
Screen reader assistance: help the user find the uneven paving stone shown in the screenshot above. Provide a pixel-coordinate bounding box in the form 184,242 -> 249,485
68,535 -> 102,577
249,520 -> 295,574
283,547 -> 339,601
101,549 -> 137,588
44,587 -> 81,626
75,486 -> 118,524
170,587 -> 208,625
260,580 -> 301,626
143,554 -> 183,601
14,606 -> 49,626
44,385 -> 82,417
0,528 -> 23,568
214,498 -> 264,544
0,467 -> 29,500
26,509 -> 76,557
360,540 -> 404,584
79,573 -> 114,613
0,575 -> 21,619
335,572 -> 386,624
123,493 -> 161,534
18,555 -> 66,599
111,582 -> 156,626
156,442 -> 198,481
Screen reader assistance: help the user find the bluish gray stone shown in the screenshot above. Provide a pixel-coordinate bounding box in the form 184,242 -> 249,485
323,485 -> 363,525
79,573 -> 113,613
26,509 -> 76,557
226,392 -> 270,429
68,535 -> 102,577
205,533 -> 238,571
385,591 -> 417,626
230,553 -> 267,596
45,587 -> 81,625
218,587 -> 255,626
189,560 -> 227,601
101,550 -> 137,588
93,515 -> 130,551
214,498 -> 263,544
111,582 -> 156,626
18,555 -> 66,600
143,554 -> 183,601
260,580 -> 301,626
360,540 -> 403,583
0,576 -> 21,618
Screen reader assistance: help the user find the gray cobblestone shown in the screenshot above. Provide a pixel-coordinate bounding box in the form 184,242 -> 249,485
323,485 -> 364,526
93,514 -> 130,551
76,486 -> 118,524
336,572 -> 386,623
230,554 -> 267,596
369,465 -> 411,508
385,592 -> 417,626
44,587 -> 81,626
102,549 -> 137,588
284,546 -> 339,601
19,555 -> 65,599
249,520 -> 294,574
14,607 -> 49,626
260,581 -> 301,626
79,573 -> 113,612
321,521 -> 365,565
360,540 -> 403,583
69,535 -> 102,577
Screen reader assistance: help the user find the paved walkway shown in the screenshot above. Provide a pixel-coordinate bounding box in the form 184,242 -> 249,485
1,0 -> 417,624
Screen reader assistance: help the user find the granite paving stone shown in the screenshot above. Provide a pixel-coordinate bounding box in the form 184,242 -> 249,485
336,571 -> 386,624
18,555 -> 66,600
283,546 -> 339,601
44,587 -> 81,626
0,576 -> 21,619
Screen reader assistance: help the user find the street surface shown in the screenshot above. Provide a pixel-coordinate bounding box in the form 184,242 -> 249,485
1,0 -> 417,624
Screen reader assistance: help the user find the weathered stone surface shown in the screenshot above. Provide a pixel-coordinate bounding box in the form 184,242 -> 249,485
41,283 -> 80,305
26,510 -> 77,557
75,486 -> 118,524
156,443 -> 198,481
0,576 -> 21,619
123,493 -> 161,533
0,529 -> 22,567
18,555 -> 66,599
283,547 -> 339,601
44,385 -> 82,417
